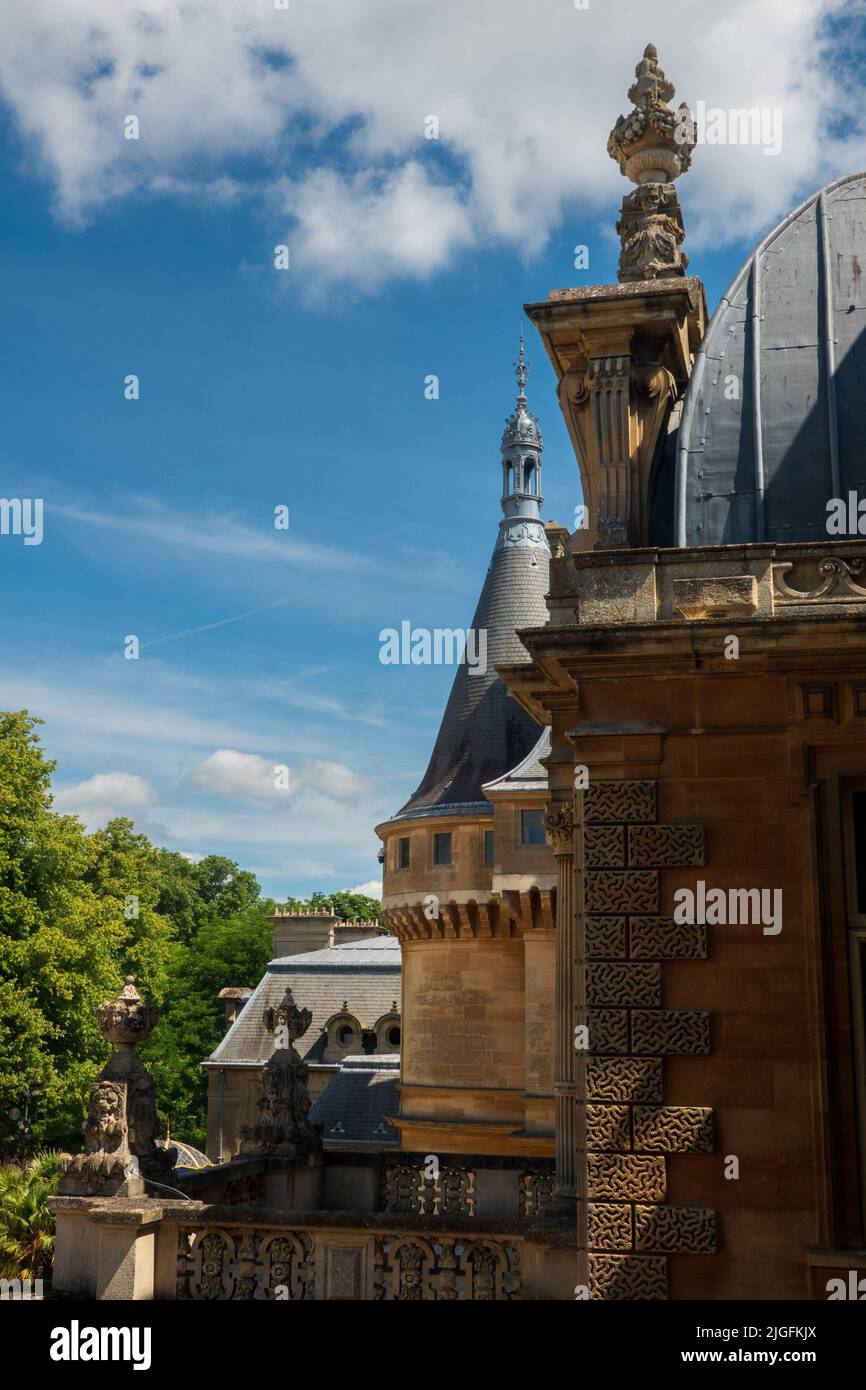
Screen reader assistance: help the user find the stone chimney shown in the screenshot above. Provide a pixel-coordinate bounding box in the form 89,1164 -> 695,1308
270,909 -> 380,959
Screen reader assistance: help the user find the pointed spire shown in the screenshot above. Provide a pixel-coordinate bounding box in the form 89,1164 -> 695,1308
498,339 -> 548,552
515,330 -> 528,404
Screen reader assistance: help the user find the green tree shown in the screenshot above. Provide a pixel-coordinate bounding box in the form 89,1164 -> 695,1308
0,714 -> 173,1151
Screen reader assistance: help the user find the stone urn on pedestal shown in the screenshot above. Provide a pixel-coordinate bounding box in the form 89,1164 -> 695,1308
58,977 -> 177,1197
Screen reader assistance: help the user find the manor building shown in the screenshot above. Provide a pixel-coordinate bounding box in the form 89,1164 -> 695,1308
50,44 -> 866,1302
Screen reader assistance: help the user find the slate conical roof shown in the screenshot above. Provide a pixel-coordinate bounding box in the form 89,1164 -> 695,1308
394,347 -> 550,820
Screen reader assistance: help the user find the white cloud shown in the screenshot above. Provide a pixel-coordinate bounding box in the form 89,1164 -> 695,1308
53,770 -> 156,829
350,880 -> 382,900
305,759 -> 375,802
183,748 -> 296,805
182,748 -> 375,806
0,1 -> 860,289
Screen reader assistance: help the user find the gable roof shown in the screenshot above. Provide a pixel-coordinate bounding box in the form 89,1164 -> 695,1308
205,935 -> 401,1068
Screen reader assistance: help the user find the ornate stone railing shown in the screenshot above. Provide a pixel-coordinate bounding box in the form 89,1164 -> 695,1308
381,1162 -> 556,1220
172,1216 -> 526,1300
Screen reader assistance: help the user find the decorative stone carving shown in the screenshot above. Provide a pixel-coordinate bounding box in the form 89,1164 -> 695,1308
628,824 -> 705,866
374,1237 -> 521,1301
617,183 -> 687,281
634,1205 -> 718,1254
589,1253 -> 668,1301
588,1009 -> 629,1054
631,1008 -> 711,1056
608,44 -> 694,282
587,962 -> 661,1008
773,556 -> 866,604
629,917 -> 707,960
632,1106 -> 714,1154
519,1171 -> 556,1218
58,977 -> 175,1196
587,1057 -> 663,1104
587,1104 -> 631,1153
588,1154 -> 666,1202
239,988 -> 322,1157
543,803 -> 574,853
585,825 -> 626,867
177,1226 -> 315,1300
58,1080 -> 140,1197
588,1203 -> 633,1251
585,780 -> 656,824
382,1163 -> 475,1217
587,915 -> 628,958
587,870 -> 658,914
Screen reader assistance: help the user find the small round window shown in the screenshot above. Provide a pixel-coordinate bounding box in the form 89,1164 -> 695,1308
337,1024 -> 354,1046
387,1025 -> 401,1047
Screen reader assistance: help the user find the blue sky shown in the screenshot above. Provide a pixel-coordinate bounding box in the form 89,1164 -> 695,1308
0,0 -> 862,900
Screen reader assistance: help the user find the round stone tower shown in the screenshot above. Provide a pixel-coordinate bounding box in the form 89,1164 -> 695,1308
376,343 -> 556,1157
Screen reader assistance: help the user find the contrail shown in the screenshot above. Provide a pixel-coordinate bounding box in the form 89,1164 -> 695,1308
140,598 -> 291,650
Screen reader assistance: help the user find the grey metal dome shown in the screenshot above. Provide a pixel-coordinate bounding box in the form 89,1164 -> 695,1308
667,171 -> 866,546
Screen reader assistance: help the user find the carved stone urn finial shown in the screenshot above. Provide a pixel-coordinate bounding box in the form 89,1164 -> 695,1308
607,44 -> 695,281
239,989 -> 322,1158
58,976 -> 176,1197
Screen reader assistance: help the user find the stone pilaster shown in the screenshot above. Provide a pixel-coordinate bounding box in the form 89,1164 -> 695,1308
543,803 -> 579,1212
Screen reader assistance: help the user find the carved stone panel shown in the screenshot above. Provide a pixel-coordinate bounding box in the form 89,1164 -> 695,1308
585,781 -> 656,825
589,1253 -> 668,1301
629,917 -> 707,960
634,1205 -> 718,1254
587,916 -> 628,958
587,1057 -> 663,1103
588,1009 -> 629,1054
587,962 -> 661,1007
632,1105 -> 714,1154
585,825 -> 626,867
325,1245 -> 364,1300
587,1104 -> 631,1152
588,1203 -> 633,1252
631,1009 -> 711,1056
628,824 -> 705,866
587,871 -> 658,915
588,1154 -> 666,1202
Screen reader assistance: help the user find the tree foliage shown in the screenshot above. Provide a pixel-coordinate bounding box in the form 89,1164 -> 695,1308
0,709 -> 384,1156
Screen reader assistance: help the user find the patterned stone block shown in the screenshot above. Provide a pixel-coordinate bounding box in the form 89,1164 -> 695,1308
632,1105 -> 714,1154
585,780 -> 657,825
631,1009 -> 711,1056
587,1104 -> 631,1152
629,917 -> 707,960
588,962 -> 661,1008
589,1253 -> 668,1301
588,1009 -> 628,1054
585,825 -> 625,867
587,915 -> 627,958
588,1154 -> 666,1202
587,1057 -> 663,1103
628,824 -> 705,867
587,871 -> 658,915
588,1203 -> 633,1251
634,1205 -> 718,1254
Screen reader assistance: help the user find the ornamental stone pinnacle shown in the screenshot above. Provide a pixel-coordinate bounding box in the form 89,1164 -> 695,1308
607,44 -> 695,282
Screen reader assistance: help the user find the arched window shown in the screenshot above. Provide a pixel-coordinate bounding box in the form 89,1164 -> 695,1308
505,461 -> 514,495
523,460 -> 536,495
